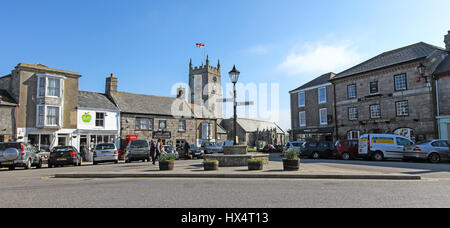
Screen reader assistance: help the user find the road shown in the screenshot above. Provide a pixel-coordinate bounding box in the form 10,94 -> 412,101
0,157 -> 449,208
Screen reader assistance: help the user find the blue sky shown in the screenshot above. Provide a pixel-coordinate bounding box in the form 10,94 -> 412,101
1,0 -> 449,130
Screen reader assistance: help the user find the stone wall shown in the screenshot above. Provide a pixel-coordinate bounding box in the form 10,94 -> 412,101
0,106 -> 15,141
438,75 -> 450,115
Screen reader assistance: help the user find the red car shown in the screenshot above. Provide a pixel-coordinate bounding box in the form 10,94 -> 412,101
333,140 -> 359,160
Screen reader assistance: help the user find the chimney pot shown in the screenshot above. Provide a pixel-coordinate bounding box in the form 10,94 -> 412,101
445,30 -> 450,51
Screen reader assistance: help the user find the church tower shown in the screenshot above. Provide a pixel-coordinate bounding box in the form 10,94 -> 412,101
189,56 -> 223,119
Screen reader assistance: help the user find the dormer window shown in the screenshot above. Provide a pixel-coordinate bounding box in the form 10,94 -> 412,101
37,74 -> 64,98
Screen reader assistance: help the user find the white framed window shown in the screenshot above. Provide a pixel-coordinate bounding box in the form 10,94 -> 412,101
37,74 -> 64,98
37,105 -> 61,127
319,108 -> 328,125
370,104 -> 381,119
318,87 -> 327,104
347,84 -> 357,99
394,74 -> 407,91
298,92 -> 305,107
369,81 -> 379,95
396,101 -> 409,116
95,112 -> 105,127
348,131 -> 360,140
179,120 -> 186,131
201,122 -> 212,139
136,118 -> 153,130
348,107 -> 358,121
299,111 -> 306,127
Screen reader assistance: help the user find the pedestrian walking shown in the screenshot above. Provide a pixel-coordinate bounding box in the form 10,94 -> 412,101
155,139 -> 162,162
150,140 -> 156,165
80,142 -> 88,162
184,141 -> 192,160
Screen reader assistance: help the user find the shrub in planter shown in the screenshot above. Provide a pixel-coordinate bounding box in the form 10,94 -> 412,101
203,159 -> 219,171
248,159 -> 264,171
159,154 -> 175,171
283,149 -> 300,171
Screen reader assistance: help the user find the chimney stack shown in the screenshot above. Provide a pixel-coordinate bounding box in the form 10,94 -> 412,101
176,86 -> 186,100
106,73 -> 118,96
445,31 -> 450,51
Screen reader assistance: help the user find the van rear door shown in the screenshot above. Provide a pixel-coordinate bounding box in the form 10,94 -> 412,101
359,135 -> 369,156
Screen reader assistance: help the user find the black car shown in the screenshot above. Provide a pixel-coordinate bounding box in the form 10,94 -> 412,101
48,146 -> 82,168
300,141 -> 335,159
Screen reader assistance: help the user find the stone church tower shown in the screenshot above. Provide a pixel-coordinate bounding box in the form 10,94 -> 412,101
189,56 -> 223,119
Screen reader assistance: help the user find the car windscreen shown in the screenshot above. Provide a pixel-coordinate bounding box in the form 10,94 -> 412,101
130,140 -> 148,148
417,141 -> 432,145
96,144 -> 115,150
0,143 -> 21,150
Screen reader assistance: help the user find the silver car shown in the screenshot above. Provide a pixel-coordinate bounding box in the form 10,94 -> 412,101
161,145 -> 179,160
93,143 -> 119,165
125,140 -> 151,163
403,140 -> 450,163
0,142 -> 42,170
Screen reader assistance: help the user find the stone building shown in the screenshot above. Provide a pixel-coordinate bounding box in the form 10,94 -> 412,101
0,63 -> 81,150
0,90 -> 17,142
289,73 -> 336,141
104,74 -> 218,150
330,41 -> 448,142
220,118 -> 285,146
433,33 -> 450,140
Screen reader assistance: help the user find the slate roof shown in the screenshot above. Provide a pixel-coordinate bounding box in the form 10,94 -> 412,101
0,90 -> 17,106
217,124 -> 227,134
110,92 -> 194,117
78,91 -> 119,111
289,72 -> 335,93
332,42 -> 445,80
234,118 -> 285,134
434,55 -> 450,75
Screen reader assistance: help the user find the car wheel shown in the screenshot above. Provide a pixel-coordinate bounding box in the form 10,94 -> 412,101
372,151 -> 384,161
93,162 -> 98,165
48,163 -> 53,168
8,166 -> 15,171
341,152 -> 351,161
312,152 -> 320,159
36,160 -> 42,169
428,153 -> 441,163
115,160 -> 119,164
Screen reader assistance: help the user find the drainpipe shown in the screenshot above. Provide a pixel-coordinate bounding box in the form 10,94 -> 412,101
333,83 -> 339,141
436,78 -> 440,138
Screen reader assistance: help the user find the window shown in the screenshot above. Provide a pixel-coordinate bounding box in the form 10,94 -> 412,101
319,108 -> 328,125
136,118 -> 153,130
370,104 -> 381,119
369,81 -> 379,94
47,78 -> 60,97
396,137 -> 412,146
396,101 -> 409,116
95,113 -> 105,127
298,92 -> 305,107
394,74 -> 407,91
179,120 -> 186,131
347,84 -> 357,99
318,87 -> 327,104
299,111 -> 306,127
347,131 -> 360,140
38,106 -> 45,126
348,107 -> 358,121
46,106 -> 60,126
201,122 -> 212,139
38,77 -> 46,97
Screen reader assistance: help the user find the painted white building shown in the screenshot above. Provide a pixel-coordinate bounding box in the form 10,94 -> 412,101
76,91 -> 120,151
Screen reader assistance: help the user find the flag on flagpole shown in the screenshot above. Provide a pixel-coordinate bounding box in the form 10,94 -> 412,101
196,43 -> 206,48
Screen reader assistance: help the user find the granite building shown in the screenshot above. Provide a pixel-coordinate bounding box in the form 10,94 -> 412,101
330,41 -> 448,142
433,32 -> 450,140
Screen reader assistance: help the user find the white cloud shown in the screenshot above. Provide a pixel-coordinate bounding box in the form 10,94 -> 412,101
278,42 -> 362,76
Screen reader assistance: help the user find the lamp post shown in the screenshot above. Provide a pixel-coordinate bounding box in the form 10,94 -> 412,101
229,65 -> 240,145
417,63 -> 430,87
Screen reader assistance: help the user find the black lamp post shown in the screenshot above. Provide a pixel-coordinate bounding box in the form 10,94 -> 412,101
229,65 -> 240,145
417,63 -> 429,83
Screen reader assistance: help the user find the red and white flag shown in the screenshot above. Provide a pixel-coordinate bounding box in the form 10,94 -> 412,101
196,43 -> 205,48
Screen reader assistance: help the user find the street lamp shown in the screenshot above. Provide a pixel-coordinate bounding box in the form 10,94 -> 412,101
417,63 -> 430,85
229,65 -> 240,145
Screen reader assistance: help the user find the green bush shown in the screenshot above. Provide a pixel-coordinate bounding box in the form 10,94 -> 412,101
285,149 -> 299,160
160,154 -> 175,162
203,159 -> 219,164
248,158 -> 264,163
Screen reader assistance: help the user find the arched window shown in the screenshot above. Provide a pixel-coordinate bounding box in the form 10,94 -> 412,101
347,130 -> 360,140
394,128 -> 415,142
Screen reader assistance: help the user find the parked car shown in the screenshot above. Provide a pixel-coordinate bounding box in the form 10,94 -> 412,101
125,140 -> 151,163
359,134 -> 415,161
48,146 -> 82,168
282,141 -> 305,157
189,144 -> 204,159
334,139 -> 359,160
0,142 -> 42,170
93,143 -> 119,165
300,141 -> 335,159
161,145 -> 179,160
261,144 -> 276,153
201,142 -> 222,154
218,141 -> 234,153
403,140 -> 450,163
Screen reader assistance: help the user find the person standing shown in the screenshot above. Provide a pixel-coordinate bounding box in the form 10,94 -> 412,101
150,140 -> 156,165
184,141 -> 191,160
80,142 -> 88,162
155,139 -> 162,162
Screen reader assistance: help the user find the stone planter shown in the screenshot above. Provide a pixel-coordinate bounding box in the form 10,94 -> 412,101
203,161 -> 219,171
283,159 -> 300,171
248,160 -> 264,171
159,160 -> 174,171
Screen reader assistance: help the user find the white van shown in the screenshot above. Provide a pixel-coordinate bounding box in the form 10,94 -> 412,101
359,134 -> 415,161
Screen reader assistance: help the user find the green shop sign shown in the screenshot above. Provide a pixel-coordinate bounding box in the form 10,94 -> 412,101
82,112 -> 92,123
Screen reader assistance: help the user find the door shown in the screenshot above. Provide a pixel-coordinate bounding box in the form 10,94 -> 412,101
394,137 -> 413,159
434,140 -> 450,161
58,135 -> 68,146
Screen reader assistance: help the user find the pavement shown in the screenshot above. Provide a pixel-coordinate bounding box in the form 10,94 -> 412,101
51,153 -> 445,180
